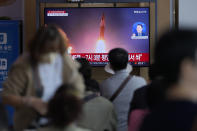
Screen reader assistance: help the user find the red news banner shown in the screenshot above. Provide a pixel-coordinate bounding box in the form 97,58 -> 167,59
71,53 -> 149,62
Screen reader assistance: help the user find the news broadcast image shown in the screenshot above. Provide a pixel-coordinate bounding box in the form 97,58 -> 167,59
45,8 -> 150,66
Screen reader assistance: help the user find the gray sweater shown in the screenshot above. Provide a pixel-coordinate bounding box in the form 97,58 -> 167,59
100,69 -> 146,131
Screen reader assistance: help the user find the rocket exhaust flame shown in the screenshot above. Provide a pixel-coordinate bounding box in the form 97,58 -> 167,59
95,39 -> 106,53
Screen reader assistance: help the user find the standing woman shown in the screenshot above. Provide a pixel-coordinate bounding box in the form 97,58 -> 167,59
1,25 -> 85,131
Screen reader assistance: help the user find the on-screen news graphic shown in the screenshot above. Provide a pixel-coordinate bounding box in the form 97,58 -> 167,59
45,8 -> 150,66
47,10 -> 68,16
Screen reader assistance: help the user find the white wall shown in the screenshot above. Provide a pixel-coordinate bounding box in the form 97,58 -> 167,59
179,0 -> 197,29
0,0 -> 24,20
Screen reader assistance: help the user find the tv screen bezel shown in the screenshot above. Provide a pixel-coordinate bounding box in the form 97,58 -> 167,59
40,3 -> 151,67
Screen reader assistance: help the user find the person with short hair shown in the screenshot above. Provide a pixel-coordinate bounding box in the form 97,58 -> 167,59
100,48 -> 146,131
133,24 -> 145,37
136,24 -> 143,36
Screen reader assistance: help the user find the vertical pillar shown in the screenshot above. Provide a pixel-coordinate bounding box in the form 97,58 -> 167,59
24,0 -> 36,50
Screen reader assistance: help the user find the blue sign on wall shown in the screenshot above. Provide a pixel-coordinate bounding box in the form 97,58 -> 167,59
0,20 -> 21,126
0,20 -> 21,89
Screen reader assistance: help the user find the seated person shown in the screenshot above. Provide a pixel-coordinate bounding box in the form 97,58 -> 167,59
38,84 -> 90,131
76,58 -> 117,131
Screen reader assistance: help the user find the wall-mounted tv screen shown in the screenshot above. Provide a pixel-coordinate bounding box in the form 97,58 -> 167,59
44,7 -> 149,66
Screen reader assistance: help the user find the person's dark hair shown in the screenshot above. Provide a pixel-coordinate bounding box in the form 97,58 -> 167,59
108,48 -> 128,71
137,24 -> 143,28
148,64 -> 157,81
76,58 -> 91,80
75,58 -> 100,92
147,79 -> 167,110
28,24 -> 67,65
47,84 -> 83,128
85,79 -> 100,93
154,29 -> 197,86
